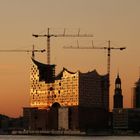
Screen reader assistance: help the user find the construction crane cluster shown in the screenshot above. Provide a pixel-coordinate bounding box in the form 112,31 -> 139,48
0,28 -> 126,112
0,28 -> 126,88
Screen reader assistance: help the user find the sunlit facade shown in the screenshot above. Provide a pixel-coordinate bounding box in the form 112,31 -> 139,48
30,64 -> 49,108
30,59 -> 109,111
30,61 -> 79,109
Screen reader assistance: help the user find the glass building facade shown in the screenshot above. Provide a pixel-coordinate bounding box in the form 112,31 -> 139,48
30,59 -> 109,111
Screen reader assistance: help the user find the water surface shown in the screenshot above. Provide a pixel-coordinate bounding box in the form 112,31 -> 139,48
0,135 -> 139,140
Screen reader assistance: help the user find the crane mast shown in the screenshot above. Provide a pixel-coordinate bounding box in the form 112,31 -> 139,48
32,28 -> 93,64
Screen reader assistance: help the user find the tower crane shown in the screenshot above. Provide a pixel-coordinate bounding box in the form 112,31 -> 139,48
0,45 -> 45,59
32,28 -> 93,64
64,40 -> 126,87
64,40 -> 126,111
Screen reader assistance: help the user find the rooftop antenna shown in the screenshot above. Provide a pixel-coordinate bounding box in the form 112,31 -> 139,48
117,68 -> 119,77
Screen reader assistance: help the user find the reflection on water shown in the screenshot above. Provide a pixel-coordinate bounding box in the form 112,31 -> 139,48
0,135 -> 140,140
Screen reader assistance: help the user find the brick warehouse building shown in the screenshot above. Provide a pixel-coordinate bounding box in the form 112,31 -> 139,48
23,58 -> 109,131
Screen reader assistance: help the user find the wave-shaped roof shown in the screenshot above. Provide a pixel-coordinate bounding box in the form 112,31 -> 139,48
32,58 -> 55,83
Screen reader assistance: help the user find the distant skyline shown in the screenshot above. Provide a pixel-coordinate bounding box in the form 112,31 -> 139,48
0,0 -> 139,117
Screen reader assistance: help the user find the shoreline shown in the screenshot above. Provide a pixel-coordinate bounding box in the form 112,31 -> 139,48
5,130 -> 140,136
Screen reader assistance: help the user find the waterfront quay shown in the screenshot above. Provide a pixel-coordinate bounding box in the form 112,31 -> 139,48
11,130 -> 86,136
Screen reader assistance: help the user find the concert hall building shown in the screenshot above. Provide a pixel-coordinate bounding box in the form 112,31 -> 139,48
23,59 -> 109,131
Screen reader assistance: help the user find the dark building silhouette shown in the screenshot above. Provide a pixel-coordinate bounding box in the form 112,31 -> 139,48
113,108 -> 140,131
113,74 -> 123,108
23,106 -> 109,131
133,78 -> 140,108
0,114 -> 24,134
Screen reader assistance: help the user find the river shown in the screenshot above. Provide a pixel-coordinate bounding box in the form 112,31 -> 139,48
0,135 -> 139,140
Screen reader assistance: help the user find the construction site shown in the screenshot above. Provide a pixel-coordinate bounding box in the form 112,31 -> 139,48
1,28 -> 140,135
21,28 -> 126,132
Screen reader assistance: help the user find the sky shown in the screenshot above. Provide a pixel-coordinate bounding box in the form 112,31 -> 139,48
0,0 -> 139,117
